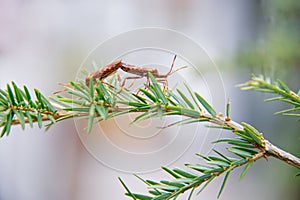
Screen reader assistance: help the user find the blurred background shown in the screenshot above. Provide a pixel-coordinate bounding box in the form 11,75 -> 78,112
0,0 -> 299,200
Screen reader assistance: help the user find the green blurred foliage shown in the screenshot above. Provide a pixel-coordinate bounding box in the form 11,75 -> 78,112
237,0 -> 300,82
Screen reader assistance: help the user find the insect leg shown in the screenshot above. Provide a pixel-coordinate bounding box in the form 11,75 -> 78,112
121,76 -> 143,87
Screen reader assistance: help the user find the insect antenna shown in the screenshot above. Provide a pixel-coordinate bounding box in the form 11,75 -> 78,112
165,55 -> 188,76
165,55 -> 177,75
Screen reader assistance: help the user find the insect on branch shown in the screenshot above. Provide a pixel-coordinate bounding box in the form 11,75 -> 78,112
84,55 -> 187,91
120,55 -> 179,89
85,60 -> 123,85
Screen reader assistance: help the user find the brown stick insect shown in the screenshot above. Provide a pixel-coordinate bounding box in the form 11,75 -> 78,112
85,60 -> 123,86
85,55 -> 186,94
55,55 -> 185,94
119,55 -> 186,89
85,55 -> 185,89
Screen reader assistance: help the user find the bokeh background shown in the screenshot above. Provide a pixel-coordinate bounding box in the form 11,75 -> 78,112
0,0 -> 299,200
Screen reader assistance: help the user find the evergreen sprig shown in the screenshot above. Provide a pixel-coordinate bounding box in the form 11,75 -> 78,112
0,74 -> 299,200
237,74 -> 300,118
120,136 -> 264,200
51,79 -> 119,132
0,82 -> 63,136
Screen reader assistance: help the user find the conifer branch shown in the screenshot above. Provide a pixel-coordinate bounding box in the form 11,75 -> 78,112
0,74 -> 299,199
237,74 -> 300,118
